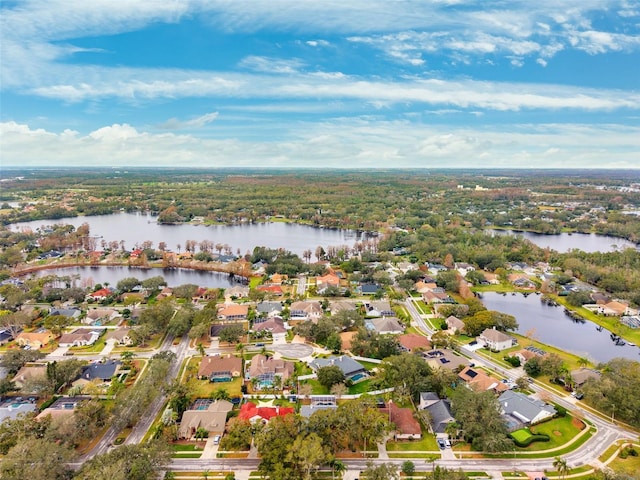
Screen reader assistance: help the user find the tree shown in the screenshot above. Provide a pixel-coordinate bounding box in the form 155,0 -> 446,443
43,314 -> 73,336
0,310 -> 31,340
117,276 -> 141,292
376,353 -> 433,401
221,418 -> 253,451
197,342 -> 206,357
76,441 -> 172,480
317,365 -> 345,390
553,456 -> 569,480
401,460 -> 415,476
286,432 -> 331,480
362,461 -> 400,480
0,349 -> 45,374
325,332 -> 342,353
219,324 -> 245,344
0,437 -> 71,480
142,275 -> 167,291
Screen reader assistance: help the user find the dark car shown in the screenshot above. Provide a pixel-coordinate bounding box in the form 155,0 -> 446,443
437,439 -> 446,450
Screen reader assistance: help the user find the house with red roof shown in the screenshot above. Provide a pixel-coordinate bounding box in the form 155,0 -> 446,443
88,288 -> 113,301
238,401 -> 294,423
218,303 -> 249,321
381,401 -> 422,440
257,284 -> 284,296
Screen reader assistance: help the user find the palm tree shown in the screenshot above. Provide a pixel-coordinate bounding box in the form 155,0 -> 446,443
553,456 -> 569,480
329,459 -> 346,479
197,342 -> 206,357
577,357 -> 589,368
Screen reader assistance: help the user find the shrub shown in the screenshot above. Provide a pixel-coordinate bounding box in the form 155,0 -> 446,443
508,429 -> 550,448
554,405 -> 567,417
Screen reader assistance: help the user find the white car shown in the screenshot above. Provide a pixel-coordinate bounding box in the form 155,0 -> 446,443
213,435 -> 221,445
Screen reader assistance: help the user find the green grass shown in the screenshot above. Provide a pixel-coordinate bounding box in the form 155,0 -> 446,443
519,415 -> 585,451
172,444 -> 204,451
510,429 -> 533,443
609,448 -> 640,478
348,379 -> 373,394
386,435 -> 438,452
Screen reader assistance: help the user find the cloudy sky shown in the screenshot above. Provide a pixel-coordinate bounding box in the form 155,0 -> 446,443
1,0 -> 639,168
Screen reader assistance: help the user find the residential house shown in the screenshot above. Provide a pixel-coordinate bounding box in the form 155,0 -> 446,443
15,330 -> 54,349
316,272 -> 341,293
602,301 -> 635,316
36,396 -> 86,421
364,301 -> 394,317
88,288 -> 113,301
398,333 -> 431,353
309,355 -> 367,381
198,355 -> 243,382
178,399 -> 233,440
256,301 -> 283,317
58,328 -> 102,347
455,263 -> 476,277
256,284 -> 284,296
253,317 -> 287,343
422,290 -> 453,304
269,273 -> 287,285
498,390 -> 556,430
156,287 -> 173,300
105,327 -> 134,346
0,328 -> 15,345
366,316 -> 404,335
0,399 -> 37,423
238,401 -> 294,423
478,328 -> 514,352
422,349 -> 468,372
415,281 -> 438,294
78,360 -> 121,383
509,349 -> 542,366
358,284 -> 380,295
84,308 -> 119,325
289,301 -> 323,323
571,368 -> 601,388
12,363 -> 47,390
300,395 -> 338,418
226,285 -> 250,299
458,366 -> 509,394
382,401 -> 422,440
246,354 -> 294,388
419,392 -> 455,434
482,272 -> 500,285
329,300 -> 358,316
445,315 -> 465,334
49,308 -> 81,320
217,303 -> 249,321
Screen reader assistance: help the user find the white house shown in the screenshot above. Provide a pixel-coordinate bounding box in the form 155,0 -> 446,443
478,328 -> 514,352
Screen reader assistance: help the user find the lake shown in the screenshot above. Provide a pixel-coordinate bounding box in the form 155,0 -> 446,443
11,212 -> 371,257
26,266 -> 238,289
488,229 -> 638,253
481,292 -> 639,363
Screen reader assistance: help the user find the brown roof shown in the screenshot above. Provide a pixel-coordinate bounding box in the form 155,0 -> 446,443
571,368 -> 601,386
218,304 -> 249,317
604,301 -> 628,315
253,317 -> 286,334
198,355 -> 243,378
479,328 -> 512,343
383,402 -> 421,436
247,354 -> 294,381
398,333 -> 431,352
458,366 -> 508,393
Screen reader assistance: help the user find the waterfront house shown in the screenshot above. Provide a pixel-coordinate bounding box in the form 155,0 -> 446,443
198,355 -> 243,382
478,328 -> 514,352
571,368 -> 601,388
226,285 -> 249,299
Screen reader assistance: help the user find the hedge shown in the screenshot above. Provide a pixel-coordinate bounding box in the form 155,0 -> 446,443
509,431 -> 550,448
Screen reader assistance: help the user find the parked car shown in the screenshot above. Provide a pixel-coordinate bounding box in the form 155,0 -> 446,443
213,435 -> 221,445
444,439 -> 451,448
437,439 -> 446,450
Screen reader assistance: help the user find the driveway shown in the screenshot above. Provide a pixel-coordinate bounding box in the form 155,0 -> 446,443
272,343 -> 314,359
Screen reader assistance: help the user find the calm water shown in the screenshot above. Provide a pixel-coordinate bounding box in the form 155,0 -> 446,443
27,266 -> 237,288
481,292 -> 639,363
11,212 -> 370,257
488,229 -> 638,253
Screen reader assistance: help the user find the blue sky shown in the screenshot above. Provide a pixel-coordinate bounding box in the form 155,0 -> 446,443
1,0 -> 639,168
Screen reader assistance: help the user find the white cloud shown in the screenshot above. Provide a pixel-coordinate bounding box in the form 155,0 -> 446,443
306,39 -> 330,47
2,120 -> 639,169
238,56 -> 305,74
157,112 -> 219,130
